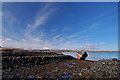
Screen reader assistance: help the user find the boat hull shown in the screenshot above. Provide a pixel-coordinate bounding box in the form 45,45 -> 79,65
76,53 -> 82,60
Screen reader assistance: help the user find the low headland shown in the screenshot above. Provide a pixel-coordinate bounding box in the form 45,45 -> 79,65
1,47 -> 120,80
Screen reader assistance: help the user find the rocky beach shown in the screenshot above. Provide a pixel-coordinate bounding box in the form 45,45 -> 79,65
1,48 -> 120,80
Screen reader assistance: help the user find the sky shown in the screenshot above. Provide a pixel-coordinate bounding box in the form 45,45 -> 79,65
2,2 -> 118,50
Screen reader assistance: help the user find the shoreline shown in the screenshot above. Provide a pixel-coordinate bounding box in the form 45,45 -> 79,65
2,58 -> 119,79
1,48 -> 120,79
1,47 -> 120,52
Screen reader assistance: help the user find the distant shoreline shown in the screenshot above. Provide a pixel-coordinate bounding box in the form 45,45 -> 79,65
1,47 -> 120,52
50,50 -> 120,52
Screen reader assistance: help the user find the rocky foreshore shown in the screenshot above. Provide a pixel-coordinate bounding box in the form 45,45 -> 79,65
2,49 -> 76,79
2,59 -> 120,80
2,55 -> 75,70
1,48 -> 120,80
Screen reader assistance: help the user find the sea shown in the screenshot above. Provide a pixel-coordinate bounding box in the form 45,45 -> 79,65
62,52 -> 119,61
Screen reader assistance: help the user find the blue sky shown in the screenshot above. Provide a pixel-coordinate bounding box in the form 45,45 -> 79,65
2,2 -> 118,50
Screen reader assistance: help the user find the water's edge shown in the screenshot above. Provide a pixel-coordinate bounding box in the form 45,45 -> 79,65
62,52 -> 119,61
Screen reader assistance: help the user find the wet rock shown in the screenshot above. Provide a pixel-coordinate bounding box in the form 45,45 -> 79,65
60,75 -> 71,79
27,75 -> 35,78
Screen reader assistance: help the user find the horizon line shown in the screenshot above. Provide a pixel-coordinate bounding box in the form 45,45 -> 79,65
1,47 -> 120,52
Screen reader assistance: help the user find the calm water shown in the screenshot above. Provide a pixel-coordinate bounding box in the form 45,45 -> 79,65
62,52 -> 119,61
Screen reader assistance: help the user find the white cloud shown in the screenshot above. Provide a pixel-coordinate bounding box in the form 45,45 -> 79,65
42,47 -> 51,50
100,42 -> 105,45
33,38 -> 42,42
53,34 -> 63,39
84,43 -> 99,50
11,17 -> 16,22
68,34 -> 77,38
3,3 -> 90,50
25,3 -> 56,41
2,10 -> 25,41
62,27 -> 70,31
2,3 -> 60,49
31,3 -> 54,29
2,3 -> 108,50
88,23 -> 100,31
6,38 -> 11,41
83,42 -> 106,50
21,39 -> 26,42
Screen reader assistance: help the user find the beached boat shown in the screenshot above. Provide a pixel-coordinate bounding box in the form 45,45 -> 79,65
76,50 -> 88,60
